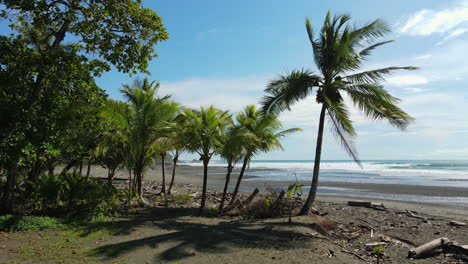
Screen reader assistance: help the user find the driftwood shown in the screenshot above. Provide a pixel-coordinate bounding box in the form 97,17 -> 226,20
408,237 -> 450,258
347,200 -> 387,211
449,220 -> 465,227
365,242 -> 387,247
399,210 -> 433,221
408,237 -> 468,259
224,188 -> 259,213
240,188 -> 260,209
379,234 -> 416,248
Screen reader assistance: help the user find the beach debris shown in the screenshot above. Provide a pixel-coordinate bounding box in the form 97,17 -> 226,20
224,188 -> 260,213
341,249 -> 367,262
408,237 -> 468,259
189,192 -> 199,198
347,200 -> 387,211
365,242 -> 387,248
379,234 -> 416,248
448,220 -> 465,227
399,210 -> 432,221
408,237 -> 450,258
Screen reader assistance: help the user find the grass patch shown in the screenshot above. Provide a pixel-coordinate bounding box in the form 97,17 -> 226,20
0,215 -> 67,232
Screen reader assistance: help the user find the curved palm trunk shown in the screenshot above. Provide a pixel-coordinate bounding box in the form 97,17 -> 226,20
218,158 -> 233,213
160,154 -> 166,194
229,156 -> 249,206
199,157 -> 209,215
299,104 -> 326,215
168,150 -> 179,194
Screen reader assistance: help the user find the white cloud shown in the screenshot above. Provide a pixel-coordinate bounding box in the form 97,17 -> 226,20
386,74 -> 429,86
398,1 -> 468,36
403,87 -> 426,93
159,75 -> 271,112
436,27 -> 468,45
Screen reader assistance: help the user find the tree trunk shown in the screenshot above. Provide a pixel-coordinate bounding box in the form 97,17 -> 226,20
26,161 -> 43,193
299,104 -> 326,215
199,156 -> 209,215
218,159 -> 233,213
61,160 -> 78,175
107,167 -> 117,184
168,150 -> 179,194
86,159 -> 92,179
47,161 -> 55,176
135,166 -> 148,206
160,154 -> 166,194
229,156 -> 249,206
1,162 -> 18,213
78,160 -> 83,175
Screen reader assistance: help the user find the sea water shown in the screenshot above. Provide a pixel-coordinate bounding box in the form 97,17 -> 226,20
183,160 -> 468,205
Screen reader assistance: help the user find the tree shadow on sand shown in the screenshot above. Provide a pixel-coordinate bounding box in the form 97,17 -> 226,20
89,207 -> 323,262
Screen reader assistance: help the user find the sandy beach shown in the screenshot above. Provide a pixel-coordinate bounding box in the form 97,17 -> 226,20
88,164 -> 468,219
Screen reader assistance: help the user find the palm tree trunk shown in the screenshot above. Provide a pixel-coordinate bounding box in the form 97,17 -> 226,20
135,166 -> 147,206
218,159 -> 233,213
199,156 -> 209,215
168,150 -> 179,194
86,159 -> 92,179
160,154 -> 166,194
79,160 -> 83,175
299,104 -> 326,215
229,156 -> 249,206
1,162 -> 18,213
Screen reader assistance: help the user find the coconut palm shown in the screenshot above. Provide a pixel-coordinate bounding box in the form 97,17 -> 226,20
107,78 -> 179,205
95,99 -> 128,184
261,12 -> 415,215
183,106 -> 231,215
229,105 -> 301,205
217,124 -> 254,212
167,113 -> 190,194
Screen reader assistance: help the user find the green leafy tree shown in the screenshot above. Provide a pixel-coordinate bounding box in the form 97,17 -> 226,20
105,78 -> 179,205
261,12 -> 415,215
229,105 -> 300,206
0,0 -> 168,212
183,106 -> 232,215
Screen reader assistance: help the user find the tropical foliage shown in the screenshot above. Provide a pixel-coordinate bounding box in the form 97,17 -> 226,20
261,12 -> 415,214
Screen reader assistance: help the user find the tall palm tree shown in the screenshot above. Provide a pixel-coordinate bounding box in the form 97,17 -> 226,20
217,124 -> 254,212
107,78 -> 179,205
261,12 -> 415,215
183,106 -> 231,215
229,105 -> 301,205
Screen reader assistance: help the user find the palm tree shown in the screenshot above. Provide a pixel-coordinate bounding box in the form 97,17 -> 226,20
167,113 -> 190,194
217,124 -> 254,212
107,78 -> 179,205
95,99 -> 128,184
261,12 -> 415,215
229,105 -> 300,205
183,106 -> 231,215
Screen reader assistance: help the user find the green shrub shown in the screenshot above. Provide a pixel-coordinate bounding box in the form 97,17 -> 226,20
32,173 -> 119,218
0,215 -> 66,232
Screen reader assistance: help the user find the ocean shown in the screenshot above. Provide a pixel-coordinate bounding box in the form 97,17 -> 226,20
182,160 -> 468,205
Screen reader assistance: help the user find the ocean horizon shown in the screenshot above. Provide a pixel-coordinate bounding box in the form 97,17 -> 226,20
182,159 -> 468,205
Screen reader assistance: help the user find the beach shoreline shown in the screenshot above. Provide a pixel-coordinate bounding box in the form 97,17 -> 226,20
87,164 -> 468,219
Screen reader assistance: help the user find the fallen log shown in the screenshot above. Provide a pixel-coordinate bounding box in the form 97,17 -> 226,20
347,200 -> 387,211
449,220 -> 465,227
408,237 -> 450,259
240,188 -> 259,209
224,188 -> 259,213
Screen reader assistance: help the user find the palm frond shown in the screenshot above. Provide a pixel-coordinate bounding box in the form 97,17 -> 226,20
344,66 -> 418,84
261,70 -> 321,114
324,97 -> 361,166
344,84 -> 414,129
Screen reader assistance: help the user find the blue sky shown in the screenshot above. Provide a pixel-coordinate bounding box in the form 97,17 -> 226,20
3,0 -> 468,160
97,0 -> 468,160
